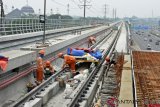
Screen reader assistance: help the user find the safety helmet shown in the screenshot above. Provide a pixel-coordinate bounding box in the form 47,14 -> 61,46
46,61 -> 51,66
105,57 -> 110,62
39,50 -> 45,55
89,36 -> 93,40
58,53 -> 64,58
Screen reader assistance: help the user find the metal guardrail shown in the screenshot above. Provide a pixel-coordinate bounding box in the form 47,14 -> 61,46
0,17 -> 106,36
131,51 -> 138,107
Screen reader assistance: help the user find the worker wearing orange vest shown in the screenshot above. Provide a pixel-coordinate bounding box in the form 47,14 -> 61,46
44,61 -> 54,79
106,56 -> 116,65
88,36 -> 96,47
0,56 -> 8,72
105,57 -> 110,64
36,50 -> 45,84
58,53 -> 76,76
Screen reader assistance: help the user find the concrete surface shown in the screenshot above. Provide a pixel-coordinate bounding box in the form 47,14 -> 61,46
27,98 -> 43,107
21,26 -> 110,56
115,23 -> 128,53
0,23 -> 119,107
81,79 -> 98,107
44,89 -> 67,107
119,55 -> 133,107
99,31 -> 117,50
0,25 -> 98,52
36,82 -> 59,105
0,73 -> 35,107
130,40 -> 141,51
0,50 -> 36,72
0,25 -> 95,42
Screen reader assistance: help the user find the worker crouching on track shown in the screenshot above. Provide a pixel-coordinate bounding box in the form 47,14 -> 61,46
88,36 -> 96,47
105,56 -> 116,65
44,61 -> 55,79
58,53 -> 76,76
105,56 -> 110,65
36,50 -> 45,84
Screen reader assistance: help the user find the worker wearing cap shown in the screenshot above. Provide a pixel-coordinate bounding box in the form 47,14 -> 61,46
88,36 -> 96,47
44,61 -> 54,79
36,50 -> 45,84
58,53 -> 76,76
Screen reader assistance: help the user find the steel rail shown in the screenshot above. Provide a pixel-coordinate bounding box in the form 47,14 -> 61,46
0,27 -> 113,87
67,23 -> 122,107
11,67 -> 67,107
9,26 -> 116,107
131,51 -> 138,107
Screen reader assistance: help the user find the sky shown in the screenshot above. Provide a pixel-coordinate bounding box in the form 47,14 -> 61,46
3,0 -> 160,18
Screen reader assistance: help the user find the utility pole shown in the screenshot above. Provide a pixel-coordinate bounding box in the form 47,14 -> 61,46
79,0 -> 91,19
0,0 -> 4,27
51,8 -> 53,15
112,8 -> 114,20
83,0 -> 86,19
43,0 -> 46,45
39,9 -> 41,14
104,4 -> 107,20
152,10 -> 154,18
0,0 -> 4,18
26,0 -> 28,6
56,8 -> 59,14
115,8 -> 116,20
67,4 -> 69,15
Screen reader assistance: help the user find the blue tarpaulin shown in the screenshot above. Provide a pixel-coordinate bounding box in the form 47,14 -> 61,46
67,48 -> 85,56
89,51 -> 102,59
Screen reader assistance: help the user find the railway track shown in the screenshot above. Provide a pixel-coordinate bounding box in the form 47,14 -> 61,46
9,23 -> 122,107
67,23 -> 122,107
0,25 -> 116,87
0,25 -> 99,52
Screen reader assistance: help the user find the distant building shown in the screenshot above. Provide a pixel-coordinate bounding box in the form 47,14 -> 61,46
21,5 -> 34,14
6,5 -> 35,18
6,8 -> 24,18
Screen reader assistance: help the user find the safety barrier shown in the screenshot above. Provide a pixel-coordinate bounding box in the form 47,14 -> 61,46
0,17 -> 106,36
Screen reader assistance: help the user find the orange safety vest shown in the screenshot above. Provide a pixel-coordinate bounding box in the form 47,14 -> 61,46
0,60 -> 8,71
36,57 -> 44,83
89,37 -> 96,42
64,55 -> 76,71
64,55 -> 76,64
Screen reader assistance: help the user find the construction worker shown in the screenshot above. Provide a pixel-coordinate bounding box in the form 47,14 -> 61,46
106,56 -> 116,65
106,56 -> 110,64
58,53 -> 76,76
44,61 -> 54,79
36,50 -> 45,84
0,56 -> 8,72
88,36 -> 96,47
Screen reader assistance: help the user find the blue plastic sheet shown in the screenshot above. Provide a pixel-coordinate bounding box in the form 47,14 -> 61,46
89,51 -> 102,59
67,48 -> 85,56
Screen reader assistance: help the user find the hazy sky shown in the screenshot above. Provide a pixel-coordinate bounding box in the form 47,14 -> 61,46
3,0 -> 160,18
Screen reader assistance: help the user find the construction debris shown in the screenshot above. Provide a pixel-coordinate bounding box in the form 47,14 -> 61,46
100,53 -> 124,106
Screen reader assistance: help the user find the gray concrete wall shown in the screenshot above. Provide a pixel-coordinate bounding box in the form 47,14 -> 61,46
0,73 -> 35,107
0,50 -> 36,72
0,25 -> 98,52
